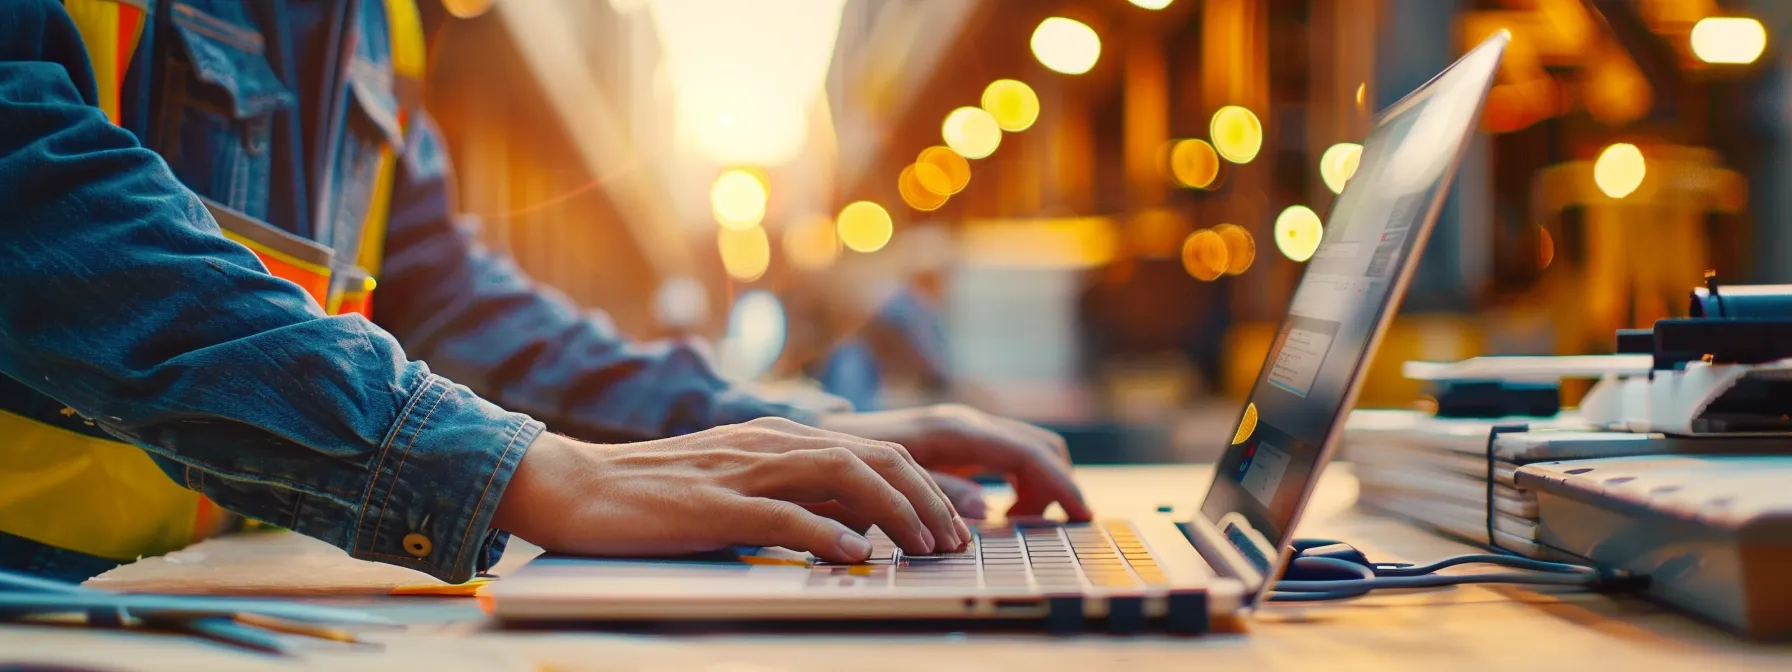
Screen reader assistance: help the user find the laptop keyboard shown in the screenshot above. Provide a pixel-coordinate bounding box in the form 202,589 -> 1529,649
803,520 -> 1169,591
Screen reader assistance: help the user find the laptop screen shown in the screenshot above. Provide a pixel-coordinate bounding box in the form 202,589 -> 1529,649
1196,34 -> 1506,597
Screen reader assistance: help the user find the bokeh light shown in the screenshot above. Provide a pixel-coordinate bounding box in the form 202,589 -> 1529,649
918,146 -> 972,195
981,79 -> 1041,132
1593,143 -> 1646,199
710,169 -> 768,230
899,164 -> 949,211
1169,139 -> 1221,189
651,276 -> 709,328
1129,0 -> 1174,9
718,289 -> 786,381
1691,17 -> 1767,65
442,0 -> 495,18
1210,105 -> 1263,164
648,0 -> 847,165
837,201 -> 894,253
913,161 -> 954,197
942,107 -> 1003,160
782,215 -> 840,271
1181,229 -> 1230,281
1031,17 -> 1101,75
1213,223 -> 1256,275
717,224 -> 771,281
1320,143 -> 1364,195
1274,205 -> 1324,262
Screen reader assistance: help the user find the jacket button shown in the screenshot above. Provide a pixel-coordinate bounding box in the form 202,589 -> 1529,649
402,533 -> 433,557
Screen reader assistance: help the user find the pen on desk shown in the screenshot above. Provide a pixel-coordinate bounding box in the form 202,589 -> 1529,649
0,569 -> 92,594
0,593 -> 394,626
141,614 -> 293,656
234,611 -> 380,647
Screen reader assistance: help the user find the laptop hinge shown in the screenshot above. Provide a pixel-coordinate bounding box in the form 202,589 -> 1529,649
1178,518 -> 1267,596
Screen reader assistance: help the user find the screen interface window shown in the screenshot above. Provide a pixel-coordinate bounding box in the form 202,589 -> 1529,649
1197,50 -> 1493,571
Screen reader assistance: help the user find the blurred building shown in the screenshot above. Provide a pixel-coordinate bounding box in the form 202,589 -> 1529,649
420,0 -> 1777,461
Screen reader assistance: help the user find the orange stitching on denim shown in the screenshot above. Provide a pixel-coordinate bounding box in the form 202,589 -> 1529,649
354,376 -> 437,554
369,380 -> 450,551
453,418 -> 529,574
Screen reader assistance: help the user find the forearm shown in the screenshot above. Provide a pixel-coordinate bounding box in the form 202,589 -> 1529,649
0,3 -> 536,582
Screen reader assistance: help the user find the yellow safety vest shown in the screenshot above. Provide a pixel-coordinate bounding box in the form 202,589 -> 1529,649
0,0 -> 426,563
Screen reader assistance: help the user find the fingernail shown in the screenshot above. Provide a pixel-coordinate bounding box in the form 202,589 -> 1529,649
920,526 -> 938,552
953,516 -> 972,546
838,532 -> 872,560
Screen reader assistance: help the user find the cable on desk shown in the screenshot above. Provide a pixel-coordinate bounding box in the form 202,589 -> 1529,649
1268,540 -> 1623,603
1273,570 -> 1600,602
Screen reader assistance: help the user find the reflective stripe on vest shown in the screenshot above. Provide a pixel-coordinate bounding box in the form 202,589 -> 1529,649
63,0 -> 146,125
353,0 -> 427,283
0,0 -> 427,562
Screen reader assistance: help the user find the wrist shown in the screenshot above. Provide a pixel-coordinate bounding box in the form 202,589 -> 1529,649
492,432 -> 577,532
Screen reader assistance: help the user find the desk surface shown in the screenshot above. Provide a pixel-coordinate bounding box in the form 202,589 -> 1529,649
4,465 -> 1789,671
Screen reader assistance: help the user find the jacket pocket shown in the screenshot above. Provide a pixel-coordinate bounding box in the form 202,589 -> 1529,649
154,2 -> 296,222
319,58 -> 405,264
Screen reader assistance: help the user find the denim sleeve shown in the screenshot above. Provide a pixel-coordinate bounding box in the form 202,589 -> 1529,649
0,1 -> 539,583
373,110 -> 844,442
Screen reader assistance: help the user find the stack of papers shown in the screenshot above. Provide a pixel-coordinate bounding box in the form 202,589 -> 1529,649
1339,410 -> 1787,557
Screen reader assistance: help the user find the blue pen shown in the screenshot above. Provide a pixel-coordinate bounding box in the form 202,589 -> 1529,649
0,570 -> 389,625
0,592 -> 393,626
139,614 -> 294,656
0,569 -> 91,594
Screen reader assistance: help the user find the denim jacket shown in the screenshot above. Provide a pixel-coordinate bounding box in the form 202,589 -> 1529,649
0,0 -> 824,582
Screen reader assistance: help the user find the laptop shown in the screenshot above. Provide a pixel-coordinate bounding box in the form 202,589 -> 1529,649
489,31 -> 1509,633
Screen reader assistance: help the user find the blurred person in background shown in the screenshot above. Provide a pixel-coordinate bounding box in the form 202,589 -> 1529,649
0,0 -> 1086,583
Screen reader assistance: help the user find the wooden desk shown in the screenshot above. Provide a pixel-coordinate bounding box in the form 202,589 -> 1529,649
3,465 -> 1788,671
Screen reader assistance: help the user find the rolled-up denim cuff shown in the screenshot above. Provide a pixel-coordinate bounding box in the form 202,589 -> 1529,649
347,374 -> 542,583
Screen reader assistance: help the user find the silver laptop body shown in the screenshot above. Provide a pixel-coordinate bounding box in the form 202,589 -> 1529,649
489,32 -> 1509,633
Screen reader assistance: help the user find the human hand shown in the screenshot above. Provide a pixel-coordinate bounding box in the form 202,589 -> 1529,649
817,405 -> 1091,522
492,418 -> 967,563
